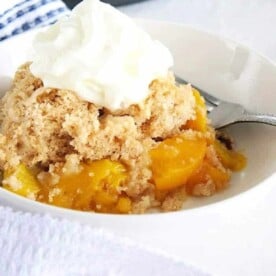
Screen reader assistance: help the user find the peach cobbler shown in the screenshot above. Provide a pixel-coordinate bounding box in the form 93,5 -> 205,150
0,0 -> 246,214
0,64 -> 246,214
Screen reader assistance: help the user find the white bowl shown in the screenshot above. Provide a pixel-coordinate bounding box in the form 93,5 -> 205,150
0,20 -> 276,275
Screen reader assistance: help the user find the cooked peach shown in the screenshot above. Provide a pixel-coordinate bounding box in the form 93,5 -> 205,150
40,160 -> 130,213
115,197 -> 132,213
150,136 -> 207,191
186,160 -> 230,194
185,88 -> 207,132
214,140 -> 246,171
3,164 -> 40,198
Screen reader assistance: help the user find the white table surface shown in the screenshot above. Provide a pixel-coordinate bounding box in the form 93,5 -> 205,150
120,0 -> 276,63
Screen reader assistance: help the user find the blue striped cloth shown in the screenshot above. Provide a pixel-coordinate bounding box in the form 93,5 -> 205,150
0,0 -> 70,41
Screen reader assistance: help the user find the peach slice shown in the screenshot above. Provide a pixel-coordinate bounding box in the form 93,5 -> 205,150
185,88 -> 207,132
150,136 -> 207,191
3,164 -> 40,199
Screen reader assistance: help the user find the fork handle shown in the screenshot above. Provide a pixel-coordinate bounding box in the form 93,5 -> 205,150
239,112 -> 276,126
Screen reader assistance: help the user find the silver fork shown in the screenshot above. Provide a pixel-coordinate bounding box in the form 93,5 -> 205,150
175,76 -> 276,129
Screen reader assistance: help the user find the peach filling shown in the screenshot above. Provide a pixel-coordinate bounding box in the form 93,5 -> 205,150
1,89 -> 246,213
2,136 -> 246,213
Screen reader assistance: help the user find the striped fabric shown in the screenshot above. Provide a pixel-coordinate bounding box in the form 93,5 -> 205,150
0,0 -> 70,41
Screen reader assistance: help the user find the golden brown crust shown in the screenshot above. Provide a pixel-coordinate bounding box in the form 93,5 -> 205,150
0,63 -> 199,211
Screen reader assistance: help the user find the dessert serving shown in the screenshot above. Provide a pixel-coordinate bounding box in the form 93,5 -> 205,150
0,0 -> 246,214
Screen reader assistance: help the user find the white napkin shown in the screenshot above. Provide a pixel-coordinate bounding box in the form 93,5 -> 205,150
0,1 -> 209,275
0,0 -> 70,41
0,207 -> 208,276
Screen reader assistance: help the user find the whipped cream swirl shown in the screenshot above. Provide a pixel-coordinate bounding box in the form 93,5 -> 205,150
30,0 -> 173,110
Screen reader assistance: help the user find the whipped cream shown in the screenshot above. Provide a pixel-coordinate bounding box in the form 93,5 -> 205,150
30,0 -> 173,110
